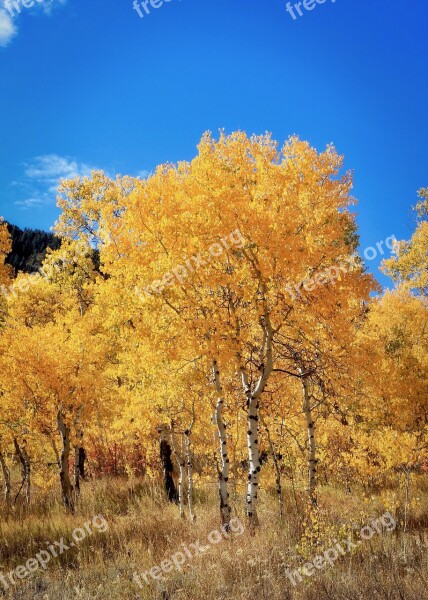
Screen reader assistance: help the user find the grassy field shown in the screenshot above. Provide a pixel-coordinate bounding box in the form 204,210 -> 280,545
0,476 -> 427,600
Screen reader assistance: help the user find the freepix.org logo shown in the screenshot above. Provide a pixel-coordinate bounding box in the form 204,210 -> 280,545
4,0 -> 58,19
286,0 -> 337,21
0,515 -> 109,592
132,0 -> 175,19
135,229 -> 245,299
133,517 -> 244,588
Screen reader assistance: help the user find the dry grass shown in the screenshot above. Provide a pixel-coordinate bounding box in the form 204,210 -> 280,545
0,476 -> 427,599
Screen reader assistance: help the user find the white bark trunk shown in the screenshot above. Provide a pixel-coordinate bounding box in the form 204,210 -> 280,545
241,315 -> 273,529
232,252 -> 275,529
245,385 -> 260,529
301,374 -> 317,506
261,415 -> 283,519
213,360 -> 231,529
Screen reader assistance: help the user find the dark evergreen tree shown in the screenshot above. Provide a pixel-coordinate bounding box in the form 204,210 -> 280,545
5,223 -> 61,274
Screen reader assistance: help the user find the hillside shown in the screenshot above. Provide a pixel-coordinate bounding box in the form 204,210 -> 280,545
5,222 -> 61,274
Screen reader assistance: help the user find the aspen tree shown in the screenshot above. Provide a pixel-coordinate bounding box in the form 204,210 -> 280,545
54,132 -> 376,522
213,360 -> 231,528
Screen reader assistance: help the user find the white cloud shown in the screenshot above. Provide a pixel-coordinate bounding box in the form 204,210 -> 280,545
25,154 -> 93,181
0,0 -> 67,48
16,154 -> 99,210
0,9 -> 17,47
137,169 -> 150,179
15,196 -> 49,208
37,0 -> 67,17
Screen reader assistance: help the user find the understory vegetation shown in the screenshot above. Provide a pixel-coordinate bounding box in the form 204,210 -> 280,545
0,475 -> 427,600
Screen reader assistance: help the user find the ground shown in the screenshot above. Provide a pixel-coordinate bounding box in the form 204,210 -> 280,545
0,476 -> 427,599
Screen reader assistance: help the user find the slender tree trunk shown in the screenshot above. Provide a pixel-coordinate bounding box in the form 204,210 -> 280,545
51,439 -> 60,469
301,374 -> 317,506
158,427 -> 178,502
74,432 -> 85,501
0,447 -> 11,505
240,345 -> 273,528
240,318 -> 273,530
184,427 -> 196,523
14,438 -> 31,505
244,382 -> 261,529
77,447 -> 86,479
57,411 -> 75,512
74,445 -> 81,500
284,443 -> 300,513
73,408 -> 85,501
213,360 -> 231,529
261,415 -> 283,519
170,425 -> 186,519
232,261 -> 274,529
402,467 -> 411,561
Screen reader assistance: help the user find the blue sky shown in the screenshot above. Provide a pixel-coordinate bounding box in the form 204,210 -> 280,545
0,0 -> 427,286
